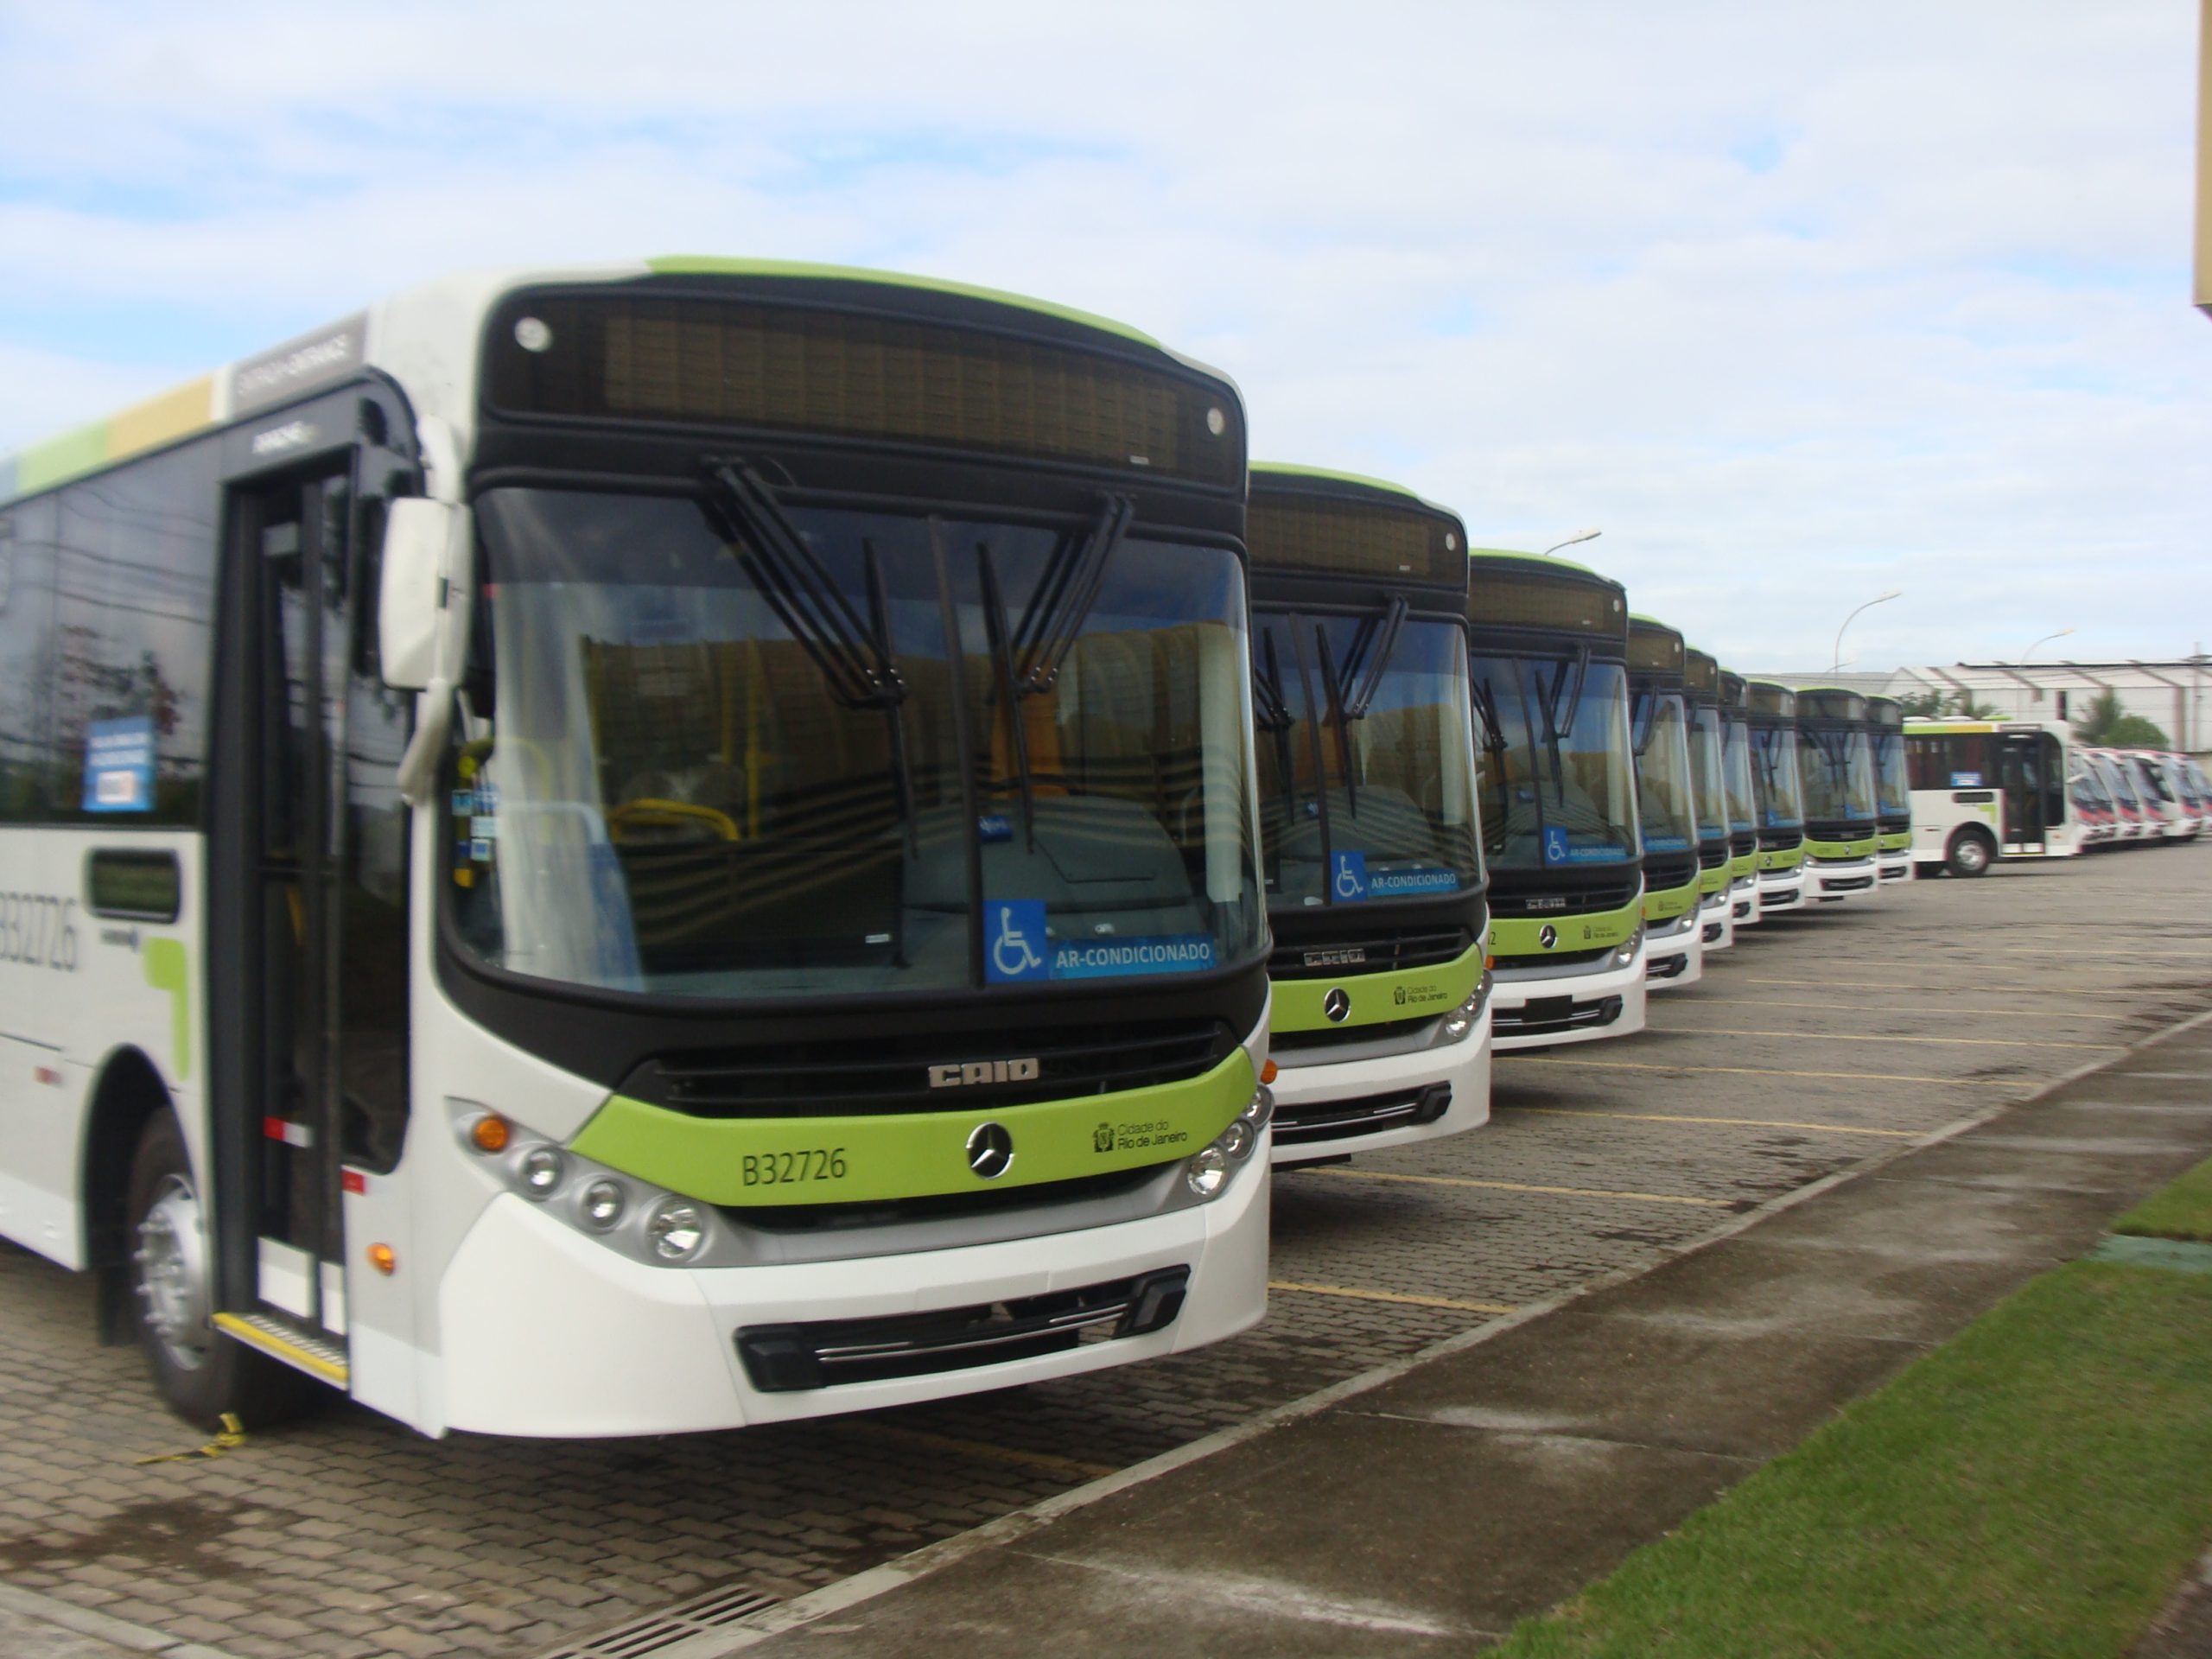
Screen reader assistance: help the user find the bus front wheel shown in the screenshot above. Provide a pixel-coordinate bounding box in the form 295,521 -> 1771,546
125,1111 -> 320,1431
1946,829 -> 1994,878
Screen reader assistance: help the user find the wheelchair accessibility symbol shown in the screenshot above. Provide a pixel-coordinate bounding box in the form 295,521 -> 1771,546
1332,850 -> 1369,902
987,899 -> 1050,982
1542,826 -> 1571,866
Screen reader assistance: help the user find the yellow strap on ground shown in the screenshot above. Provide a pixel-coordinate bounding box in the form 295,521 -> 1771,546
136,1412 -> 245,1465
1513,1106 -> 1921,1138
1653,1026 -> 2121,1051
1309,1166 -> 1732,1208
1271,1280 -> 1517,1316
1520,1056 -> 2016,1087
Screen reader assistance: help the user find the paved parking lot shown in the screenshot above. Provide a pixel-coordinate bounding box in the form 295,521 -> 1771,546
3,846 -> 2208,1659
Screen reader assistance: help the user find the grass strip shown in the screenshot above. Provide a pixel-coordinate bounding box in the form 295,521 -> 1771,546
2113,1153 -> 2212,1243
1491,1262 -> 2212,1659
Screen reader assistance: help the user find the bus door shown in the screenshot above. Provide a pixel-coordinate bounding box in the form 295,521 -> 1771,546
237,465 -> 359,1344
1998,734 -> 2047,854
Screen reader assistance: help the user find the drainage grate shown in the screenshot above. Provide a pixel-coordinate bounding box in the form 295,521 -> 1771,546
537,1583 -> 782,1659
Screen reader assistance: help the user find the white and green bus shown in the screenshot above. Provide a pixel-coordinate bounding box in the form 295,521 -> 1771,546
1867,696 -> 1912,884
1466,552 -> 1645,1046
1627,617 -> 1703,987
0,259 -> 1277,1436
1682,646 -> 1734,953
1793,687 -> 1882,906
1905,717 -> 2083,874
1245,468 -> 1491,1163
1745,680 -> 1809,914
1718,670 -> 1764,929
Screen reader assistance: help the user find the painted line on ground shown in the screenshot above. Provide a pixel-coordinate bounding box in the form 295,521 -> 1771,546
1649,1026 -> 2122,1051
1697,998 -> 2132,1022
1306,1166 -> 1733,1208
1270,1281 -> 1519,1316
1513,1057 -> 2017,1086
1510,1106 -> 1923,1138
1735,976 -> 2183,997
836,1421 -> 1118,1483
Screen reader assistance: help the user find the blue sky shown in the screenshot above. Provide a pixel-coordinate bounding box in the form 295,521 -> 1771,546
2,2 -> 2206,670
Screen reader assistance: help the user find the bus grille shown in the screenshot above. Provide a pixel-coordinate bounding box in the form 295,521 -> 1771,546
734,1268 -> 1191,1391
624,1020 -> 1233,1117
1272,1012 -> 1439,1053
1268,927 -> 1472,981
1495,995 -> 1624,1037
1274,1084 -> 1451,1146
1489,874 -> 1641,918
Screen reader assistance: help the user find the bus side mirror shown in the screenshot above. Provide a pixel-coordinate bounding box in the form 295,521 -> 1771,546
378,498 -> 471,691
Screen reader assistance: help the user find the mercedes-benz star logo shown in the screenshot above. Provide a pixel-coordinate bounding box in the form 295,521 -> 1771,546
1323,988 -> 1351,1023
1538,925 -> 1559,950
965,1121 -> 1014,1179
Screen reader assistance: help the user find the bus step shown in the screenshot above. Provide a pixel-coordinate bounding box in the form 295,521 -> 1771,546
213,1311 -> 349,1387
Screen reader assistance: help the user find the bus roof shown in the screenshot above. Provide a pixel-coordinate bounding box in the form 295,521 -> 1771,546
0,257 -> 1194,509
1249,466 -> 1468,594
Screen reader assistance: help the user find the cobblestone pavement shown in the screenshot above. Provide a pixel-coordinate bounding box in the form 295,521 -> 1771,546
2,848 -> 2206,1659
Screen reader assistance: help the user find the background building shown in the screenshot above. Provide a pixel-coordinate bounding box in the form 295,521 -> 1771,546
1747,660 -> 2212,752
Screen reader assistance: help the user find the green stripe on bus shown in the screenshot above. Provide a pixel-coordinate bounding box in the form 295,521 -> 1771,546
1272,942 -> 1482,1034
1758,846 -> 1808,872
1643,872 -> 1700,925
1490,897 -> 1642,963
1880,830 -> 1911,852
16,421 -> 108,493
569,1048 -> 1255,1207
1805,836 -> 1879,860
1699,863 -> 1729,896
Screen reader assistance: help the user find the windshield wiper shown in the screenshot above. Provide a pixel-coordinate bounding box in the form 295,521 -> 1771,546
1253,628 -> 1303,830
1471,675 -> 1510,757
702,458 -> 916,852
1339,597 -> 1408,721
1631,690 -> 1656,758
976,543 -> 1038,852
1312,622 -> 1361,818
1012,493 -> 1135,695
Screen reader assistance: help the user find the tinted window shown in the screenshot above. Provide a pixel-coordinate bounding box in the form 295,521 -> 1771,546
0,500 -> 57,822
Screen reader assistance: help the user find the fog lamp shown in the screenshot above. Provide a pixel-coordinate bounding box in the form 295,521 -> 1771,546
519,1146 -> 565,1198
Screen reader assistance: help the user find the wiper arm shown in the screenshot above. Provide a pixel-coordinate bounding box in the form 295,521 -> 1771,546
1341,598 -> 1408,721
976,542 -> 1038,853
1471,675 -> 1510,756
1313,622 -> 1360,818
702,459 -> 915,855
1255,629 -> 1303,830
1631,690 -> 1656,758
1533,659 -> 1568,800
1013,493 -> 1135,696
702,460 -> 907,711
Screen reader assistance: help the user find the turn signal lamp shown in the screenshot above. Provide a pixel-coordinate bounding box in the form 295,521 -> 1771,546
1260,1059 -> 1278,1085
367,1243 -> 397,1276
470,1114 -> 512,1154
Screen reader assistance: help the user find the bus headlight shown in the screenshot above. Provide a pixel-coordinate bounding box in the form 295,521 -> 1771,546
518,1146 -> 566,1198
1185,1144 -> 1230,1198
1218,1119 -> 1255,1162
1429,982 -> 1488,1047
646,1199 -> 709,1262
580,1179 -> 627,1230
1240,1085 -> 1274,1136
1612,923 -> 1643,969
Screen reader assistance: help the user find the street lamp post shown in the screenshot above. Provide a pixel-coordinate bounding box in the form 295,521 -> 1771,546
2022,627 -> 2074,663
1831,589 -> 1902,675
1541,528 -> 1600,556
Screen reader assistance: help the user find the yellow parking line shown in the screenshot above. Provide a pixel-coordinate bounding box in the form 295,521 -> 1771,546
838,1421 -> 1117,1482
1737,976 -> 2158,997
1704,998 -> 2122,1022
1513,1106 -> 1920,1138
1308,1166 -> 1732,1208
1515,1057 -> 2015,1086
1652,1027 -> 2121,1051
1271,1281 -> 1517,1316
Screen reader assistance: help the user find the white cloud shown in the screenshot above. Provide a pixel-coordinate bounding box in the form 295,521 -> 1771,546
1,0 -> 2205,666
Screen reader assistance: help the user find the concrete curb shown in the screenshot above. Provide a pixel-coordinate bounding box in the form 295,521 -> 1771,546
700,1001 -> 2212,1653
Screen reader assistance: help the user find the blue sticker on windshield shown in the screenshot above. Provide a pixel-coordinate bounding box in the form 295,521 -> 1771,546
1542,826 -> 1571,865
1050,935 -> 1216,979
1952,772 -> 1982,787
978,814 -> 1014,843
1642,835 -> 1692,852
83,715 -> 155,813
987,899 -> 1050,982
1547,824 -> 1631,863
1332,850 -> 1369,902
1367,867 -> 1460,898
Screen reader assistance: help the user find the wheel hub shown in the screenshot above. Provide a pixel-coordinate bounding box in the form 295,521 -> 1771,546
134,1174 -> 212,1370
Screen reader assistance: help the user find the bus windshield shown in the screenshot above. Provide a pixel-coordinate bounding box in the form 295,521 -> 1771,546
1688,705 -> 1728,844
1751,724 -> 1803,830
2100,755 -> 2141,810
1471,654 -> 1639,871
1633,690 -> 1699,855
1252,611 -> 1482,907
1797,727 -> 1876,825
453,487 -> 1265,999
1722,717 -> 1758,836
1874,729 -> 1909,818
2072,761 -> 2112,810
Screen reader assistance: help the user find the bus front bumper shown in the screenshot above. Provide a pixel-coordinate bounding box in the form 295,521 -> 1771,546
1644,909 -> 1705,988
435,1149 -> 1269,1437
1698,888 -> 1735,952
1755,863 -> 1809,913
1730,874 -> 1763,928
1268,1008 -> 1492,1168
1878,849 -> 1911,882
1808,855 -> 1882,904
1490,948 -> 1648,1051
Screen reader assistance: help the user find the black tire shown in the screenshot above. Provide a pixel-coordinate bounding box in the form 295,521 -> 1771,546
1946,829 -> 1994,879
125,1111 -> 322,1432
